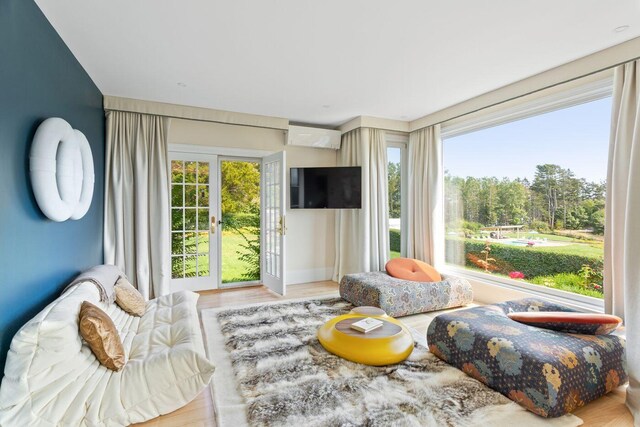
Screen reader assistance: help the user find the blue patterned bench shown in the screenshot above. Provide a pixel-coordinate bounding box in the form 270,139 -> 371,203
426,298 -> 627,418
339,271 -> 473,317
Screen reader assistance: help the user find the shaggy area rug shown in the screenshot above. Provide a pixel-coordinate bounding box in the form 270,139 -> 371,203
202,298 -> 582,427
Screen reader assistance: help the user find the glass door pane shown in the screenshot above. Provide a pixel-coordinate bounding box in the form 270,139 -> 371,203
261,151 -> 286,295
171,160 -> 211,282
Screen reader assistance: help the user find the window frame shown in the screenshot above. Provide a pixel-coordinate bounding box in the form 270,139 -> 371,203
386,133 -> 408,257
441,72 -> 613,139
439,75 -> 613,312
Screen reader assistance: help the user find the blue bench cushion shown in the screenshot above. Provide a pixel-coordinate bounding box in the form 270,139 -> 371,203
426,298 -> 627,418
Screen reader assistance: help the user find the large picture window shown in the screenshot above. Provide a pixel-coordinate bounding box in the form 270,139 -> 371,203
387,134 -> 408,259
388,145 -> 402,259
443,95 -> 611,301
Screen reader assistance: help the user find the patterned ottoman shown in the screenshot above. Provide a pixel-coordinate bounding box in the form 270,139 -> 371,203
339,271 -> 473,317
426,298 -> 628,418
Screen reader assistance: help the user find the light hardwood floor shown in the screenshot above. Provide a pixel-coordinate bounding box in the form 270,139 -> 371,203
136,281 -> 632,427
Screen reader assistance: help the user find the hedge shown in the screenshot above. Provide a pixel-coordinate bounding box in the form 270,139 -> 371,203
445,238 -> 602,279
222,212 -> 259,229
389,228 -> 401,253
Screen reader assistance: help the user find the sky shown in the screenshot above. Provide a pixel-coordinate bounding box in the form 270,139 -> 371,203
388,146 -> 402,164
442,97 -> 612,183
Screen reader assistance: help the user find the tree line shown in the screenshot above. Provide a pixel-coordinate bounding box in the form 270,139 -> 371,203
388,162 -> 401,218
444,164 -> 606,234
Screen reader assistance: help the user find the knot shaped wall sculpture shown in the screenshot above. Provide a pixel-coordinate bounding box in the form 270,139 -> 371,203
29,118 -> 95,222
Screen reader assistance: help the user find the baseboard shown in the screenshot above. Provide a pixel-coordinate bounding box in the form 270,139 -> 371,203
286,267 -> 333,285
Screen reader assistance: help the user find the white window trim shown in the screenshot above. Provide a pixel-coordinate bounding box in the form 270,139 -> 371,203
440,76 -> 612,311
386,132 -> 409,256
169,143 -> 275,158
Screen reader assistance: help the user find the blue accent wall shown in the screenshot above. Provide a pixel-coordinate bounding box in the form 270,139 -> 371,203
0,1 -> 104,372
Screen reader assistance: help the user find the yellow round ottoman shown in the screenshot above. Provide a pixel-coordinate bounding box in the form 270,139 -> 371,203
317,307 -> 414,366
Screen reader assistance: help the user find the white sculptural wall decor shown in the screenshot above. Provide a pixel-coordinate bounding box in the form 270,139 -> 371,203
29,118 -> 95,222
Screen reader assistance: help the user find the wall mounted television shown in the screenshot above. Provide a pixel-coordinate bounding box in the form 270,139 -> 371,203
290,167 -> 361,209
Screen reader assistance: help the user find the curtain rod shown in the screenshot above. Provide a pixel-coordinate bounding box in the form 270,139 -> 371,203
342,126 -> 410,135
104,108 -> 289,132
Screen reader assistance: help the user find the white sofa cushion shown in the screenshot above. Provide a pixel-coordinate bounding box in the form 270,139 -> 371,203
0,282 -> 215,426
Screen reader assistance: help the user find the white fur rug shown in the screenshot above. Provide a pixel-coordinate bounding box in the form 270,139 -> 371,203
202,297 -> 582,427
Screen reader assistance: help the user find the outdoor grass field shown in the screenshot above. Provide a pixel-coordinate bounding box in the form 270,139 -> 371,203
389,228 -> 401,260
500,231 -> 604,257
221,229 -> 259,283
525,242 -> 603,257
466,236 -> 603,258
179,229 -> 259,283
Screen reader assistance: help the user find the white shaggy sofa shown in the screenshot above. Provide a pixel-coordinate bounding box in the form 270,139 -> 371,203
0,281 -> 215,426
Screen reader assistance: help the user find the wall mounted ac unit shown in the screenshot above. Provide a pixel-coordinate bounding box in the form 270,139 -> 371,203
286,125 -> 341,150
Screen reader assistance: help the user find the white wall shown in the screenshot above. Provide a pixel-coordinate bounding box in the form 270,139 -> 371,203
284,146 -> 336,284
169,118 -> 337,285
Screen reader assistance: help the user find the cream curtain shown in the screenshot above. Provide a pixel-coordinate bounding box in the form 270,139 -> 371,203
406,125 -> 443,266
604,60 -> 640,420
104,111 -> 171,300
333,128 -> 389,281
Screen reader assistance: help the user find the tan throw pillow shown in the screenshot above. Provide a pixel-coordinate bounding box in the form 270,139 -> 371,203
114,276 -> 146,317
79,301 -> 126,371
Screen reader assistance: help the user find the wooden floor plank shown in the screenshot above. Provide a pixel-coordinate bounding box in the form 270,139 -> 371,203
135,281 -> 632,426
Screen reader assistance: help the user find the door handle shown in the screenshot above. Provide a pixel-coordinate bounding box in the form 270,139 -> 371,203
210,215 -> 216,234
278,215 -> 286,236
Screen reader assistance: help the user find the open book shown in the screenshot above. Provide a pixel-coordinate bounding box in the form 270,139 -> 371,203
350,317 -> 383,333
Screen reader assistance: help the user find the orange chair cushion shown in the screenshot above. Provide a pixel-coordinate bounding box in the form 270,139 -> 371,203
385,258 -> 442,282
507,312 -> 622,335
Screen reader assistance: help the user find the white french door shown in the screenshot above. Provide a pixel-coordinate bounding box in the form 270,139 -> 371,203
169,146 -> 286,294
169,153 -> 219,292
261,151 -> 286,295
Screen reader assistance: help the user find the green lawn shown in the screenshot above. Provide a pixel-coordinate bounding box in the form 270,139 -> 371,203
502,232 -> 580,242
526,242 -> 603,258
389,228 -> 401,260
179,230 -> 259,283
472,237 -> 604,258
464,235 -> 603,258
182,234 -> 210,278
221,229 -> 259,283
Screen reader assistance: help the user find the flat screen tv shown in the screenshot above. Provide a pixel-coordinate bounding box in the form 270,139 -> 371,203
290,167 -> 361,209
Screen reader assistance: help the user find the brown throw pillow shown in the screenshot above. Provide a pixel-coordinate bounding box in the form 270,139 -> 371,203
114,276 -> 146,317
79,301 -> 126,371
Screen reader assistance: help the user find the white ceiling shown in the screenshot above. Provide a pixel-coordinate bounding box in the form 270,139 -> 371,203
35,0 -> 640,127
